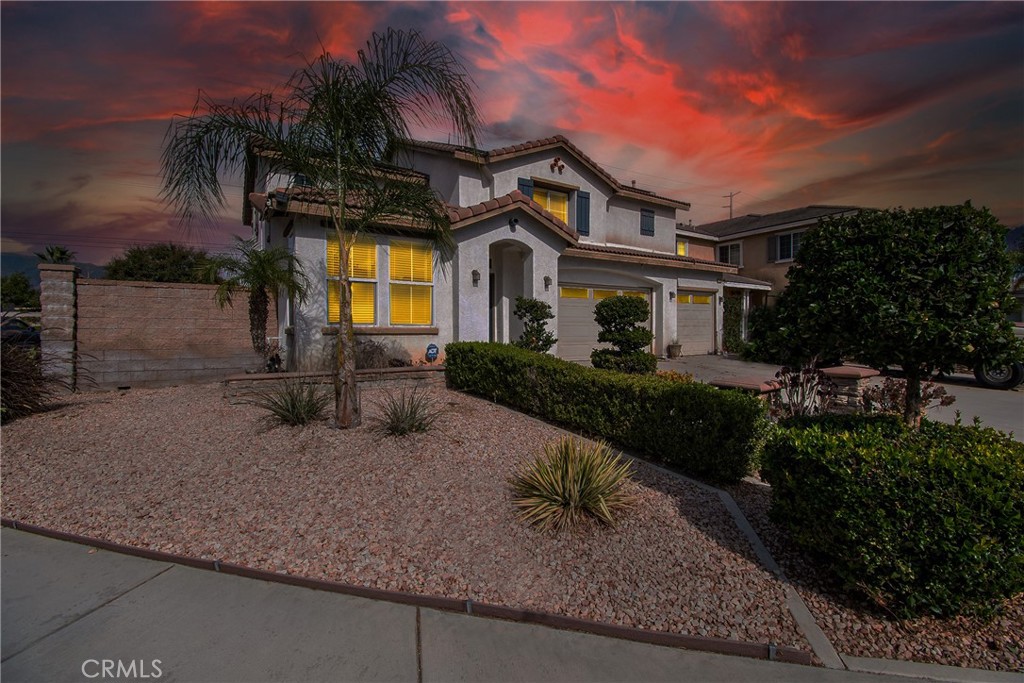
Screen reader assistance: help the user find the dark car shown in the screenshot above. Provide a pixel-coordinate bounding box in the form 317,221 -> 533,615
973,323 -> 1024,389
1,317 -> 41,349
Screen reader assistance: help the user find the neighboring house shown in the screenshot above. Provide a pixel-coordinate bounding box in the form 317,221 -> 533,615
694,205 -> 864,306
244,135 -> 762,368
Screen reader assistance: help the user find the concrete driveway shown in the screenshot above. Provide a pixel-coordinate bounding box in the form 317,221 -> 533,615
658,355 -> 1023,440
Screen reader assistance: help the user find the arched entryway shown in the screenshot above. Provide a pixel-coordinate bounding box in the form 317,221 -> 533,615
489,240 -> 535,344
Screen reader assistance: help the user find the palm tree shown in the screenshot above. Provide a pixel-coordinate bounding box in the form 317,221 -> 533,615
35,245 -> 75,264
199,237 -> 310,358
161,28 -> 480,428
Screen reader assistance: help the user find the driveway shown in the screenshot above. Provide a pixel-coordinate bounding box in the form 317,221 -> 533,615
659,355 -> 1023,440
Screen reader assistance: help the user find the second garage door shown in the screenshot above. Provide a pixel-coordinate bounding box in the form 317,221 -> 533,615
676,290 -> 716,355
558,285 -> 651,361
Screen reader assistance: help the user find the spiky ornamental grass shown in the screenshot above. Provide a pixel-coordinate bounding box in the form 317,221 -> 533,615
371,388 -> 441,436
510,437 -> 637,532
252,380 -> 330,427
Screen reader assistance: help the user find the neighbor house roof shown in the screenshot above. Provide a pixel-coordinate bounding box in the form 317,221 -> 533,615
405,135 -> 692,211
696,205 -> 863,239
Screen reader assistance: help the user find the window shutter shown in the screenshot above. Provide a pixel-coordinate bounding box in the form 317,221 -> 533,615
640,208 -> 655,236
390,284 -> 432,325
767,236 -> 778,263
350,282 -> 375,324
348,239 -> 377,279
517,177 -> 534,199
390,241 -> 433,283
576,191 -> 590,235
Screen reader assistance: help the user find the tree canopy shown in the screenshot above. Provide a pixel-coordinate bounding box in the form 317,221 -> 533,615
755,202 -> 1020,426
104,243 -> 211,283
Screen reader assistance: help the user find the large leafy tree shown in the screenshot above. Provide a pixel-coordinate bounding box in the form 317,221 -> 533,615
161,29 -> 479,428
104,243 -> 211,283
199,237 -> 309,358
1,273 -> 40,309
761,202 -> 1020,427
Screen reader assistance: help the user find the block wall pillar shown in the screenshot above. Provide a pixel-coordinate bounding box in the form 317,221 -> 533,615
39,264 -> 78,390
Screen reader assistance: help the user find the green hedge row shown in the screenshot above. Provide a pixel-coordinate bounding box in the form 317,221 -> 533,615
763,415 -> 1024,617
444,342 -> 769,483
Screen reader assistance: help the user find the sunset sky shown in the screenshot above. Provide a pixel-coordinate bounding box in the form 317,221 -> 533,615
2,1 -> 1022,266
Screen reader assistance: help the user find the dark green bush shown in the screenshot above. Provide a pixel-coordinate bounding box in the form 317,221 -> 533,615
590,295 -> 656,374
446,342 -> 769,483
763,415 -> 1024,617
512,296 -> 557,353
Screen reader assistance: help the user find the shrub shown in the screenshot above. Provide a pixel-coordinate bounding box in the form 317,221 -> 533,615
763,416 -> 1024,617
655,370 -> 695,384
767,365 -> 837,420
252,380 -> 329,426
1,344 -> 70,422
512,296 -> 557,353
862,376 -> 954,416
445,342 -> 769,483
590,295 -> 656,374
371,388 -> 440,436
510,437 -> 636,531
355,338 -> 412,369
722,296 -> 746,354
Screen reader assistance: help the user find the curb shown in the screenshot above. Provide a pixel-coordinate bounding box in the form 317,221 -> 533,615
1,518 -> 811,666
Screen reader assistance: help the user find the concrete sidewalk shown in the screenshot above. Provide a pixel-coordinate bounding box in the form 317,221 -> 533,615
2,528 -> 990,683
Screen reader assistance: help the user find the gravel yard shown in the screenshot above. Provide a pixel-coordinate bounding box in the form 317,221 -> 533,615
4,382 -> 1021,673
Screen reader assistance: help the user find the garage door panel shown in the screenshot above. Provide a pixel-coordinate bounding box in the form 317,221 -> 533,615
676,290 -> 715,356
558,284 -> 651,361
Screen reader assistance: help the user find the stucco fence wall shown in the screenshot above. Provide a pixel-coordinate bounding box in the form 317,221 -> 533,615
40,264 -> 272,390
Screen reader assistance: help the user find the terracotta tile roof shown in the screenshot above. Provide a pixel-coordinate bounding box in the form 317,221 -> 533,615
563,242 -> 738,274
406,135 -> 691,210
445,190 -> 578,244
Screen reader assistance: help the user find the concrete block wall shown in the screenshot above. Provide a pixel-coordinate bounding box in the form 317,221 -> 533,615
40,266 -> 273,389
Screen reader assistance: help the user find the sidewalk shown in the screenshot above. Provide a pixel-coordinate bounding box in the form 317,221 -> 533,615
3,527 -> 998,683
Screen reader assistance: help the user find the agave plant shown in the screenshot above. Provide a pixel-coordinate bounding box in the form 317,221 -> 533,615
252,380 -> 330,426
510,437 -> 636,531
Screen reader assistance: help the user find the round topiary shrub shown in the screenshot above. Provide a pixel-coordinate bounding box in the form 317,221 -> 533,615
590,295 -> 656,374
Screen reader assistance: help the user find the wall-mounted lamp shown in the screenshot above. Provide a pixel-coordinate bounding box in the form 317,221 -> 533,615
544,276 -> 552,291
509,217 -> 519,232
550,156 -> 565,174
472,269 -> 481,287
669,291 -> 676,301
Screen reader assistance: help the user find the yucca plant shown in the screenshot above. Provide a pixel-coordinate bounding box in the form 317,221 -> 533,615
510,437 -> 636,531
252,380 -> 330,426
1,344 -> 70,423
371,388 -> 440,436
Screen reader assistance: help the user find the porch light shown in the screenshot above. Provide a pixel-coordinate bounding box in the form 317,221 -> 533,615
544,276 -> 552,291
669,291 -> 676,301
472,269 -> 481,286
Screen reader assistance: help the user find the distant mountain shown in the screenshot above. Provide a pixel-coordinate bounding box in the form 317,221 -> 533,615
1,252 -> 105,287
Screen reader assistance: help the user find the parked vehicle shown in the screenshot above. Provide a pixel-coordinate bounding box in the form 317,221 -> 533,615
0,316 -> 41,349
973,323 -> 1024,389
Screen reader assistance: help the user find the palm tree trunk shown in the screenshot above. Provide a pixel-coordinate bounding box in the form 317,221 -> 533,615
334,230 -> 361,428
248,286 -> 269,357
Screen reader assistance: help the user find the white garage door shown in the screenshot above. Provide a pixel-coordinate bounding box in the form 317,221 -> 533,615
676,290 -> 716,356
557,285 -> 651,361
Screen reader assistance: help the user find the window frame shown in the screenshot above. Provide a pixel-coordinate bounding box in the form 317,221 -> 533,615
775,230 -> 804,263
718,242 -> 742,266
388,238 -> 434,327
532,186 -> 570,224
326,232 -> 378,326
676,238 -> 688,257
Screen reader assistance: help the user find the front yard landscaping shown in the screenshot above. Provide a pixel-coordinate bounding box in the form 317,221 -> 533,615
2,382 -> 1021,672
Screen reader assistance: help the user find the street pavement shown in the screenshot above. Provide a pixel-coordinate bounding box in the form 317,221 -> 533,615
0,528 -> 969,683
659,356 -> 1024,440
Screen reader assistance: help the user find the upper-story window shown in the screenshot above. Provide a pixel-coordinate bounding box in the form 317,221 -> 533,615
770,231 -> 804,262
676,239 -> 688,257
718,242 -> 742,266
518,177 -> 590,236
640,208 -> 655,237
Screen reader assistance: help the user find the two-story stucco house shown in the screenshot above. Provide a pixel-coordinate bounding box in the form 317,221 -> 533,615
245,135 -> 759,369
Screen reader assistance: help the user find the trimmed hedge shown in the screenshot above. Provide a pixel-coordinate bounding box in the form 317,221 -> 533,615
445,342 -> 769,483
763,415 -> 1024,617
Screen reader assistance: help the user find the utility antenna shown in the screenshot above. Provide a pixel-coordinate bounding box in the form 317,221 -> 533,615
722,191 -> 741,219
